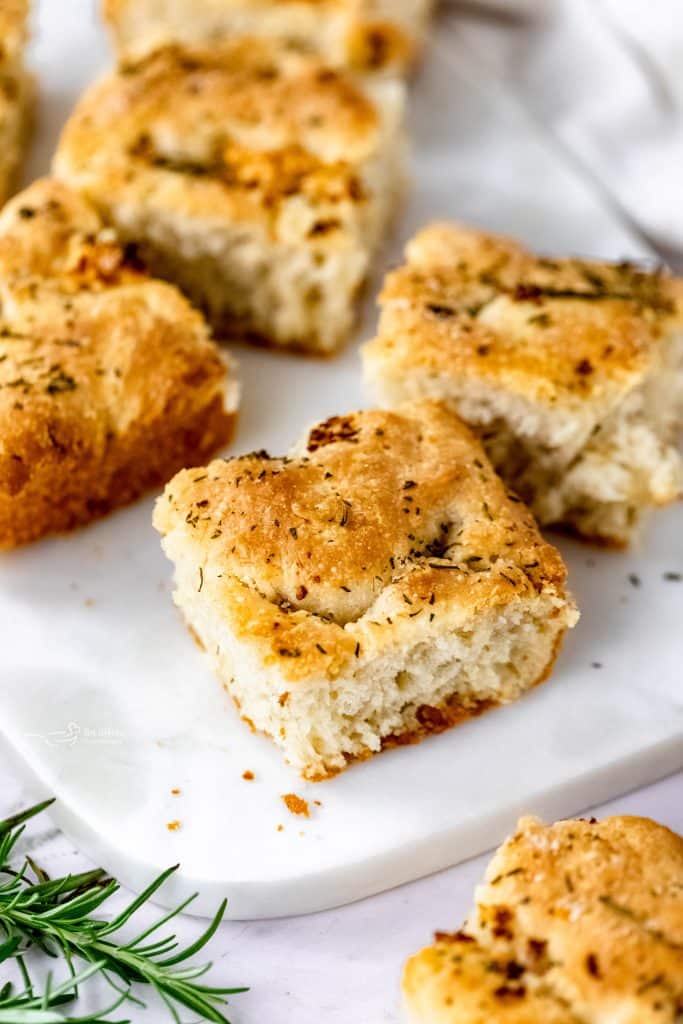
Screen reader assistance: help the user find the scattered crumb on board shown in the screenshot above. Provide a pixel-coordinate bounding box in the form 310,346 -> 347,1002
242,770 -> 255,781
166,820 -> 182,831
282,793 -> 309,817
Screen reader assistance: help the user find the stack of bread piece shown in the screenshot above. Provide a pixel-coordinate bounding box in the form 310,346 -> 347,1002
0,0 -> 33,204
2,16 -> 683,1023
1,9 -> 681,1024
40,0 -> 682,777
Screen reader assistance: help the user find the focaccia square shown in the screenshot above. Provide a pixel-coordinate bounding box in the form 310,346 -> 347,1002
404,814 -> 683,1023
363,223 -> 683,545
0,179 -> 238,548
54,41 -> 406,355
154,400 -> 577,780
102,0 -> 434,76
0,0 -> 34,204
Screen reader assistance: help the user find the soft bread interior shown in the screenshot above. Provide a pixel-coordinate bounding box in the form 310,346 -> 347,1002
365,329 -> 683,545
164,539 -> 573,779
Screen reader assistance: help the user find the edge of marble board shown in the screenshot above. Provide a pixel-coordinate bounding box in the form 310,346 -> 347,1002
3,731 -> 681,921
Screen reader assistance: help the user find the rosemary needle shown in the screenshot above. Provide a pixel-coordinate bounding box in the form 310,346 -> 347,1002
0,800 -> 247,1023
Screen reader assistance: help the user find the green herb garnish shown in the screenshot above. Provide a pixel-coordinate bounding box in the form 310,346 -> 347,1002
0,799 -> 246,1023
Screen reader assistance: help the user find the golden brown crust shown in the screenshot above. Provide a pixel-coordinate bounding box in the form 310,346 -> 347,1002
54,41 -> 384,233
404,935 -> 581,1023
0,67 -> 34,206
404,815 -> 683,1023
0,399 -> 236,549
0,178 -> 236,548
0,0 -> 33,206
154,400 -> 573,684
0,0 -> 29,69
368,222 -> 683,411
102,0 -> 429,73
473,815 -> 683,1022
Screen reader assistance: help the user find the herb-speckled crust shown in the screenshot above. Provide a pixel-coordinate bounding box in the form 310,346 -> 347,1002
404,815 -> 683,1024
154,400 -> 574,684
404,936 -> 581,1024
102,0 -> 433,74
367,222 -> 683,413
54,41 -> 387,234
0,178 -> 236,548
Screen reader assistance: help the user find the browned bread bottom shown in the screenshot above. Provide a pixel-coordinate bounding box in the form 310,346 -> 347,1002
212,624 -> 565,782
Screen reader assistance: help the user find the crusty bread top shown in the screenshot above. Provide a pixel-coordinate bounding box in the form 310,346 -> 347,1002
0,0 -> 29,68
103,0 -> 415,17
404,934 -> 580,1023
154,400 -> 574,682
102,0 -> 408,21
54,41 -> 401,234
102,0 -> 423,71
405,814 -> 683,1024
473,814 -> 683,1021
369,222 -> 683,412
0,178 -> 230,495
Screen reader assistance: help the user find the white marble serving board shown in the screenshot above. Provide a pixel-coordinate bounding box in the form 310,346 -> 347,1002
1,1 -> 682,921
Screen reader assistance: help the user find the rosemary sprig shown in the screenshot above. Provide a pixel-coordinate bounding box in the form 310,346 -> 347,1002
0,800 -> 247,1023
0,961 -> 131,1023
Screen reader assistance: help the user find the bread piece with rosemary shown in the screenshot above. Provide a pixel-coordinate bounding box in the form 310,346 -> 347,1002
102,0 -> 434,76
403,814 -> 683,1024
0,178 -> 238,548
0,0 -> 34,204
363,223 -> 683,545
153,399 -> 577,780
53,40 -> 406,355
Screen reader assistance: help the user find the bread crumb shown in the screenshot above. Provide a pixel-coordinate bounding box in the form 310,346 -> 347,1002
242,770 -> 255,781
282,793 -> 309,817
277,824 -> 284,832
171,788 -> 181,795
166,820 -> 181,831
314,800 -> 322,807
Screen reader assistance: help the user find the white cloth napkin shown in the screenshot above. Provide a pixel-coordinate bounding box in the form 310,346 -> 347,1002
450,0 -> 683,265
